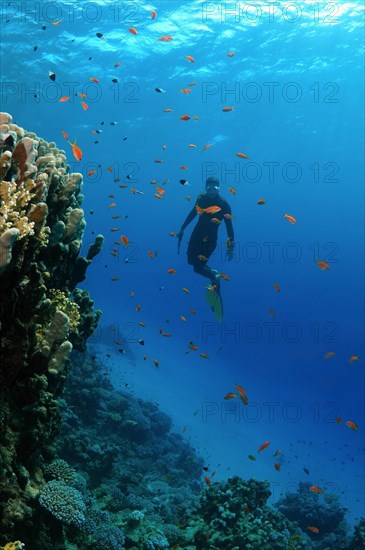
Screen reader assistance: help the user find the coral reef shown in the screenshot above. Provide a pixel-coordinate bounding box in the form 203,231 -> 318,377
275,481 -> 350,549
39,480 -> 86,527
348,518 -> 365,549
0,113 -> 103,546
177,476 -> 312,549
51,351 -> 204,549
0,112 -> 362,550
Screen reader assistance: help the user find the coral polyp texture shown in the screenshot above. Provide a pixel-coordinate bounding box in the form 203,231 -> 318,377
0,113 -> 103,545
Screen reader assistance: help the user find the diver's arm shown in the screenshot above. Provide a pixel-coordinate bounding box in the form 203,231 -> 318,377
180,206 -> 198,231
224,209 -> 235,260
224,217 -> 234,243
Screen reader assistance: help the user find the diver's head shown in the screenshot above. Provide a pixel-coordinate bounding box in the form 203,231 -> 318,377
205,177 -> 220,198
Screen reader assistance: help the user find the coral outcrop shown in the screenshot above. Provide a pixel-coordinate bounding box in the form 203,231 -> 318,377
275,481 -> 350,549
0,113 -> 103,545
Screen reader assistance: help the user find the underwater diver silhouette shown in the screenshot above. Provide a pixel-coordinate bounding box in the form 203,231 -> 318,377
177,177 -> 235,292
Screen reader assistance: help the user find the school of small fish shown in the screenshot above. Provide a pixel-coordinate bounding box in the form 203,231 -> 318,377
50,7 -> 362,526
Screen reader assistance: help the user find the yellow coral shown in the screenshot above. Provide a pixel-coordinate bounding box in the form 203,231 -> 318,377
0,179 -> 35,238
0,542 -> 25,550
47,289 -> 80,331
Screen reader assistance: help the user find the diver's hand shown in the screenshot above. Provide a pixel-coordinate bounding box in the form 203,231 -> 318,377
226,248 -> 234,261
226,240 -> 234,261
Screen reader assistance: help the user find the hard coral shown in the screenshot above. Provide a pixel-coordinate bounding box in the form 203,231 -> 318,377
43,458 -> 77,486
0,542 -> 25,550
0,113 -> 103,546
39,480 -> 86,527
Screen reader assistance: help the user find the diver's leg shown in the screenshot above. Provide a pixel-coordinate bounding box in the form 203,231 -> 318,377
188,256 -> 220,289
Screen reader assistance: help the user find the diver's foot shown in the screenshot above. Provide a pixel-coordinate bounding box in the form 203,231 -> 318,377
210,269 -> 221,292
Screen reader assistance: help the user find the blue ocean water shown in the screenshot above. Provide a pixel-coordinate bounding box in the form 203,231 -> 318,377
2,0 -> 364,528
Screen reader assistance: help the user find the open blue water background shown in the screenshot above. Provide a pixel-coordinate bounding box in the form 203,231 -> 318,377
2,0 -> 364,526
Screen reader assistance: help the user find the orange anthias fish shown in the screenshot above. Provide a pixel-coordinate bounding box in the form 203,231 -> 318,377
211,218 -> 221,224
185,55 -> 195,63
196,205 -> 222,215
121,235 -> 129,246
345,420 -> 358,431
157,35 -> 173,42
234,384 -> 246,397
227,52 -> 235,57
228,187 -> 237,195
307,526 -> 320,534
274,462 -> 281,472
273,282 -> 281,292
202,143 -> 212,152
224,392 -> 237,400
257,441 -> 270,453
283,213 -> 297,224
222,106 -> 234,112
349,355 -> 360,364
128,27 -> 138,35
61,130 -> 68,140
317,260 -> 330,270
309,485 -> 324,494
180,88 -> 192,94
257,198 -> 266,205
151,9 -> 156,19
324,351 -> 335,359
180,114 -> 191,121
167,269 -> 176,274
236,151 -> 249,158
68,139 -> 82,161
59,96 -> 70,102
81,101 -> 88,111
204,476 -> 211,486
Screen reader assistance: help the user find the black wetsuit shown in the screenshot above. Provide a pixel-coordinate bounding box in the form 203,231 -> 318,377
181,193 -> 234,281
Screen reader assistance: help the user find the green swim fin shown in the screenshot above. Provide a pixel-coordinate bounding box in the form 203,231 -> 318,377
205,285 -> 223,321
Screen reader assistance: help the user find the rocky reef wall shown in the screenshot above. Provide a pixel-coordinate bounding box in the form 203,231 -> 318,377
0,113 -> 103,544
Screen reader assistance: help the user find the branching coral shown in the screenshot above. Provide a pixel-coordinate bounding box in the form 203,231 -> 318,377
0,542 -> 25,550
47,289 -> 80,331
39,480 -> 86,527
43,459 -> 78,486
0,179 -> 36,238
